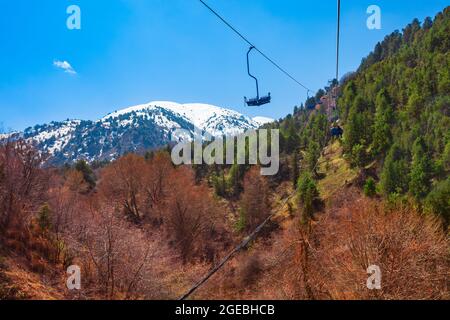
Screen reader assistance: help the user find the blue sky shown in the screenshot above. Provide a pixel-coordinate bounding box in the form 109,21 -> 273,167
0,0 -> 448,131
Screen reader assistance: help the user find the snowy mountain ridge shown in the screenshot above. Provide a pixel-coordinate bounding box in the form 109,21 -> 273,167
3,101 -> 273,165
102,101 -> 268,136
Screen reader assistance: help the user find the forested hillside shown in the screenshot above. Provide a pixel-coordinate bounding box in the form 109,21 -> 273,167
258,6 -> 450,226
339,6 -> 449,225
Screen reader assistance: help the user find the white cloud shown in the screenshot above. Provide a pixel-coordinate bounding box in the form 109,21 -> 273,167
53,60 -> 77,75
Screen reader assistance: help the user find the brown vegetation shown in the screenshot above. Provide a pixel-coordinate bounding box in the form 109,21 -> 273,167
0,141 -> 448,300
307,198 -> 449,299
195,194 -> 448,300
0,141 -> 48,231
240,167 -> 271,230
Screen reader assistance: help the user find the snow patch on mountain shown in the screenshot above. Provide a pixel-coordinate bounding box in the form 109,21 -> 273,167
0,133 -> 12,140
23,120 -> 81,155
3,101 -> 270,165
103,101 -> 262,136
252,116 -> 274,126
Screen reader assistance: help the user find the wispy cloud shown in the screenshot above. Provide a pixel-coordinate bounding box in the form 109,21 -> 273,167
53,60 -> 77,75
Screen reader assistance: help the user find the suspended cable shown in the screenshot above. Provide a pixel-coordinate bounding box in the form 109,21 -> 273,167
179,194 -> 295,300
336,0 -> 341,82
198,0 -> 312,93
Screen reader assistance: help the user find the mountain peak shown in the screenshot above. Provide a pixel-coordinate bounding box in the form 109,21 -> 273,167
5,101 -> 273,165
102,101 -> 273,137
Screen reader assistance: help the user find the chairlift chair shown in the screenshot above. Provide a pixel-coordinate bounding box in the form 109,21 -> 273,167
244,46 -> 271,107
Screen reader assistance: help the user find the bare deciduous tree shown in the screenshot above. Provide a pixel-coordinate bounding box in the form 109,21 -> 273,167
166,167 -> 217,263
240,166 -> 271,231
0,140 -> 48,230
81,203 -> 155,299
99,154 -> 148,221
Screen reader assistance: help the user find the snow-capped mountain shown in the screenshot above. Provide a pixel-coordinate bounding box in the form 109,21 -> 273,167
252,116 -> 275,126
3,101 -> 273,165
103,101 -> 261,137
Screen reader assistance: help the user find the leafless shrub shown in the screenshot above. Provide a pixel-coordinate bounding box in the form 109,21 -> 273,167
98,152 -> 174,223
0,140 -> 48,230
308,199 -> 449,299
240,167 -> 271,231
165,167 -> 219,264
78,202 -> 157,299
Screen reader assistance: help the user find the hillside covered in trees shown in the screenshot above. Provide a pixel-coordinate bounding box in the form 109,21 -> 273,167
0,7 -> 449,300
259,6 -> 450,226
340,7 -> 449,224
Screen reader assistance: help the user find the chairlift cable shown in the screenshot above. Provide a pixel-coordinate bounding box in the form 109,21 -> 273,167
198,0 -> 312,93
336,0 -> 341,82
179,193 -> 295,300
334,0 -> 341,116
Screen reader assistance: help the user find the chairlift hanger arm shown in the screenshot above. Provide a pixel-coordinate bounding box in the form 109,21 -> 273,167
247,46 -> 259,99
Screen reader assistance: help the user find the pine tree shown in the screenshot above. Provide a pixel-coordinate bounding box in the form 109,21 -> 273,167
212,170 -> 227,197
75,160 -> 96,190
423,17 -> 433,30
38,203 -> 52,232
425,177 -> 450,227
371,89 -> 394,156
409,137 -> 433,199
343,95 -> 368,154
228,163 -> 243,197
306,141 -> 320,174
284,121 -> 299,153
363,178 -> 377,197
380,144 -> 410,195
296,172 -> 320,224
442,140 -> 450,173
291,152 -> 300,188
406,88 -> 423,119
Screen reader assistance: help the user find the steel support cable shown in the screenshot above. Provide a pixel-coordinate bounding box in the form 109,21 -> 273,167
179,194 -> 295,300
198,0 -> 312,93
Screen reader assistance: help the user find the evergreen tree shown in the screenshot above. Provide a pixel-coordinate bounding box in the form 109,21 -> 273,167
291,152 -> 300,188
409,137 -> 433,199
343,95 -> 368,154
305,96 -> 316,110
228,164 -> 243,197
363,178 -> 377,197
315,89 -> 326,102
403,18 -> 421,44
284,121 -> 299,153
425,177 -> 450,227
442,140 -> 450,173
371,90 -> 394,155
380,144 -> 410,195
306,141 -> 321,174
38,203 -> 52,232
423,17 -> 433,30
74,160 -> 96,190
296,172 -> 320,224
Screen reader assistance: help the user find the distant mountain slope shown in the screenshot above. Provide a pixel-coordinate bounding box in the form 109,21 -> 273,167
103,101 -> 263,137
4,101 -> 273,165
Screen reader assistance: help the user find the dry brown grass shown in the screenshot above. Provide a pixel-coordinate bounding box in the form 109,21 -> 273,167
317,140 -> 359,200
